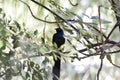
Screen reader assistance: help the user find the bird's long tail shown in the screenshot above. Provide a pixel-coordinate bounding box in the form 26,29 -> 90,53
52,54 -> 61,80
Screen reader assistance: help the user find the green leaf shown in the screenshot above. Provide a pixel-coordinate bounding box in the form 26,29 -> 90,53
64,28 -> 73,34
106,55 -> 112,63
39,68 -> 45,73
9,25 -> 17,33
100,54 -> 105,59
53,43 -> 58,48
0,39 -> 4,48
35,64 -> 40,70
30,61 -> 35,67
52,52 -> 57,60
41,37 -> 45,44
42,57 -> 50,65
37,73 -> 43,80
34,30 -> 38,35
3,13 -> 6,18
12,35 -> 19,48
0,8 -> 2,13
14,20 -> 21,30
26,72 -> 30,79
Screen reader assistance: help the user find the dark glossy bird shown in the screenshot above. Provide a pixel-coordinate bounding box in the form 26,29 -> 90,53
52,28 -> 65,80
53,28 -> 65,48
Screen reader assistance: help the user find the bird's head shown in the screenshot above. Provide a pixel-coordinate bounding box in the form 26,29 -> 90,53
55,28 -> 64,36
56,28 -> 62,32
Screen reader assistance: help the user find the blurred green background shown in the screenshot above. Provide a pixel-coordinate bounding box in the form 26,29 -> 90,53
0,0 -> 120,80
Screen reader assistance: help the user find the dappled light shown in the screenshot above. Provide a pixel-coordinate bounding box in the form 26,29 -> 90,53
0,0 -> 120,80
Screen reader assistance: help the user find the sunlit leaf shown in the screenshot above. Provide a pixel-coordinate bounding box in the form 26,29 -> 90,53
53,43 -> 58,48
106,55 -> 112,63
63,27 -> 73,34
35,64 -> 40,70
39,68 -> 45,73
14,20 -> 21,30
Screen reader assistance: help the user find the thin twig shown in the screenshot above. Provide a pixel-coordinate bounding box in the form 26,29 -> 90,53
19,0 -> 54,23
84,22 -> 107,39
98,5 -> 104,43
106,0 -> 120,40
112,63 -> 120,68
106,23 -> 118,40
31,0 -> 78,32
78,40 -> 120,53
71,53 -> 99,61
19,0 -> 109,40
67,39 -> 89,56
68,0 -> 78,6
97,58 -> 103,80
0,72 -> 6,77
107,49 -> 120,54
43,15 -> 48,44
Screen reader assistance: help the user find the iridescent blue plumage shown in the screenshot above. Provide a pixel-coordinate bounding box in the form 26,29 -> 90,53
52,28 -> 65,80
52,28 -> 65,48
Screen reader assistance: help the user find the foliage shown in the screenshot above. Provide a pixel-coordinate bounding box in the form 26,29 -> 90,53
0,0 -> 120,80
0,8 -> 51,80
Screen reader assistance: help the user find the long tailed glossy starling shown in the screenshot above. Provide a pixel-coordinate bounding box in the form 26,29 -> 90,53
52,28 -> 65,80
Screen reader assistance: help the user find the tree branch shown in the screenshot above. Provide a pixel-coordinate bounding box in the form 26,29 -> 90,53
106,0 -> 120,41
19,0 -> 54,23
78,40 -> 120,53
97,58 -> 103,80
31,0 -> 78,32
68,0 -> 78,6
106,23 -> 118,40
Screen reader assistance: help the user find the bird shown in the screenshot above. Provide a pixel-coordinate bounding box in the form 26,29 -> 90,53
52,27 -> 65,80
53,28 -> 65,48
